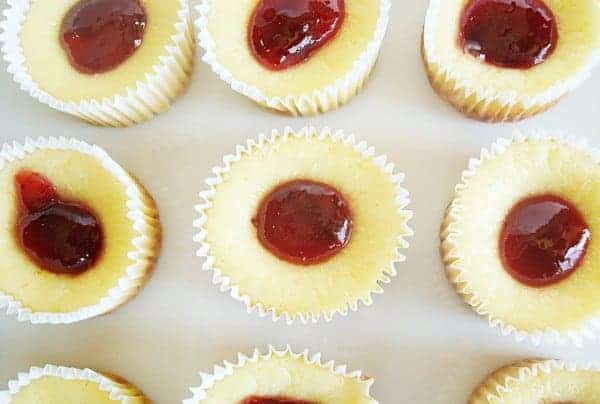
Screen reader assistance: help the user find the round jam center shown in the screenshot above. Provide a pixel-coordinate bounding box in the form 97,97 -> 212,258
242,396 -> 317,404
459,0 -> 558,69
499,194 -> 590,287
60,0 -> 147,74
249,0 -> 345,70
15,170 -> 103,275
252,179 -> 352,265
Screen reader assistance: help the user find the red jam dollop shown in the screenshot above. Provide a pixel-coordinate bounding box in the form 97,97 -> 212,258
60,0 -> 147,74
249,0 -> 345,70
499,194 -> 590,287
242,396 -> 317,404
15,170 -> 103,275
459,0 -> 558,69
252,179 -> 352,265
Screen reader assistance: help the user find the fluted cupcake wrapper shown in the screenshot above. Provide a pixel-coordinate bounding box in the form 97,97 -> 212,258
0,137 -> 161,324
0,364 -> 147,403
193,126 -> 413,324
469,359 -> 600,403
422,0 -> 600,122
194,0 -> 390,116
0,0 -> 194,127
183,345 -> 377,404
441,130 -> 600,347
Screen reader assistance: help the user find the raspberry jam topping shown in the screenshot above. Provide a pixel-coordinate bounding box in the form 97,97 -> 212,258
15,170 -> 103,275
249,0 -> 345,70
499,194 -> 590,287
60,0 -> 147,74
459,0 -> 558,69
252,179 -> 352,265
242,396 -> 317,404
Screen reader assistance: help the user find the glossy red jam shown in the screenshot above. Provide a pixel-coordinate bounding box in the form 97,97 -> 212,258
252,179 -> 352,265
249,0 -> 345,70
15,170 -> 103,275
499,194 -> 590,287
459,0 -> 558,69
242,396 -> 317,404
60,0 -> 147,74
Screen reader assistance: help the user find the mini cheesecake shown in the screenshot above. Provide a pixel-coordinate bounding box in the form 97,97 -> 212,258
423,0 -> 600,122
441,133 -> 600,344
0,0 -> 194,126
470,360 -> 600,403
196,0 -> 390,115
194,127 -> 413,323
184,347 -> 376,404
0,138 -> 160,324
0,365 -> 148,403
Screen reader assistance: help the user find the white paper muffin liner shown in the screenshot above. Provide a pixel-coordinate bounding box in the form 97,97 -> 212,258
0,0 -> 194,127
469,359 -> 600,403
193,126 -> 413,324
441,130 -> 600,347
0,364 -> 146,403
0,137 -> 160,324
183,345 -> 377,404
422,0 -> 600,121
195,0 -> 391,116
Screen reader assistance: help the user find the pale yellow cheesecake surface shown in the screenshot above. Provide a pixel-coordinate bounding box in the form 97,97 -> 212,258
20,0 -> 184,102
442,136 -> 600,333
192,349 -> 375,404
0,139 -> 160,322
205,0 -> 380,99
199,128 -> 412,322
470,360 -> 600,404
4,366 -> 147,404
423,0 -> 600,121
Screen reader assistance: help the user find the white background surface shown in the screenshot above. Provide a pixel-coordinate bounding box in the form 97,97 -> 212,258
1,0 -> 600,402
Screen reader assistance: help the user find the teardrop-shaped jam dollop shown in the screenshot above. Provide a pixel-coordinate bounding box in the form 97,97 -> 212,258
15,170 -> 103,275
249,0 -> 345,70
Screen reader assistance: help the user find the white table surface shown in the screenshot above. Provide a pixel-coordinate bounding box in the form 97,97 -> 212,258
1,1 -> 600,402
